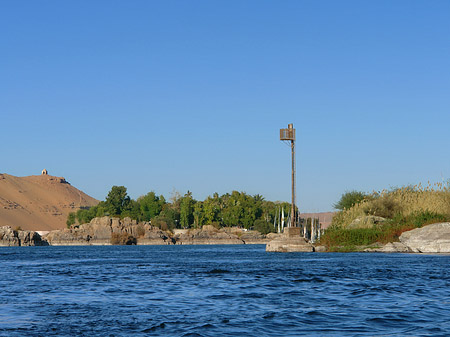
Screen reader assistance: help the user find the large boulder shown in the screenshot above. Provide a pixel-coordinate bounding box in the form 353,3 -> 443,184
45,217 -> 174,245
138,224 -> 174,245
0,226 -> 20,246
45,228 -> 93,245
17,230 -> 48,246
347,216 -> 387,229
399,222 -> 450,253
379,242 -> 411,253
240,231 -> 269,244
0,226 -> 47,246
90,216 -> 112,227
174,227 -> 244,245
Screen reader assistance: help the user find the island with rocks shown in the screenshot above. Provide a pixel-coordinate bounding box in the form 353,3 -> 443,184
271,184 -> 450,254
2,216 -> 450,254
2,171 -> 450,253
0,216 -> 279,247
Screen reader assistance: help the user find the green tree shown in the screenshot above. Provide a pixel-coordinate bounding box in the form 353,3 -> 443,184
158,204 -> 180,229
94,201 -> 108,217
66,212 -> 76,227
333,190 -> 366,210
254,219 -> 275,234
105,186 -> 130,216
203,193 -> 220,224
121,199 -> 141,219
261,200 -> 276,223
193,201 -> 204,228
138,192 -> 165,221
180,191 -> 195,228
221,191 -> 243,227
76,206 -> 98,224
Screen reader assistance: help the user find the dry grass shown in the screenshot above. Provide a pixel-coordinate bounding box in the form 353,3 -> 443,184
110,232 -> 137,245
333,183 -> 450,228
136,225 -> 145,238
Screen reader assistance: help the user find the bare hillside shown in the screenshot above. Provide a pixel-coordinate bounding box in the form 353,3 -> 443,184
300,212 -> 335,229
0,173 -> 98,231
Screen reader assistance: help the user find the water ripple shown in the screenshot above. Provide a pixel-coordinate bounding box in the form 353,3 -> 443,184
1,246 -> 450,336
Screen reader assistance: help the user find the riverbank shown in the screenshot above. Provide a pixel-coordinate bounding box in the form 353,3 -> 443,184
0,216 -> 279,247
3,217 -> 450,254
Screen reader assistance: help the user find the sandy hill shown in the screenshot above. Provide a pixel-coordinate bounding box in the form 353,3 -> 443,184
0,173 -> 98,231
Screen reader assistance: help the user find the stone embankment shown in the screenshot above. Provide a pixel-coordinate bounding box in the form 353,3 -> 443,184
266,227 -> 314,252
0,226 -> 48,246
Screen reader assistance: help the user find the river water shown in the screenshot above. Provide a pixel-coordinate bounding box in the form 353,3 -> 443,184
0,245 -> 449,336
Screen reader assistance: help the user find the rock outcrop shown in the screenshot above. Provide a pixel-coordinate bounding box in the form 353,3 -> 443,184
0,216 -> 272,246
266,227 -> 314,252
0,226 -> 48,246
399,222 -> 450,253
173,225 -> 245,245
45,216 -> 173,245
377,242 -> 411,253
362,223 -> 450,253
347,216 -> 387,229
240,231 -> 270,244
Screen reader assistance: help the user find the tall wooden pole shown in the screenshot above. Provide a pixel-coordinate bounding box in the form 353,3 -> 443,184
291,137 -> 295,227
280,123 -> 296,228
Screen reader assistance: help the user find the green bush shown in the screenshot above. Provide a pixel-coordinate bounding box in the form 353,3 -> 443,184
333,191 -> 366,210
66,212 -> 76,227
321,227 -> 383,247
253,219 -> 274,235
151,215 -> 170,231
390,210 -> 448,228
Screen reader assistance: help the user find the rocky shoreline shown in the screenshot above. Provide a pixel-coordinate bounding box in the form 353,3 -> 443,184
0,216 -> 278,247
3,218 -> 450,253
0,226 -> 48,246
365,222 -> 450,253
266,222 -> 450,253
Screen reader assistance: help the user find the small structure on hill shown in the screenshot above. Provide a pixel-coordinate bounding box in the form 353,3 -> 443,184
41,169 -> 48,175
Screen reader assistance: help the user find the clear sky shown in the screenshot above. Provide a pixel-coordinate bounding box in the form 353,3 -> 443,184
1,1 -> 450,212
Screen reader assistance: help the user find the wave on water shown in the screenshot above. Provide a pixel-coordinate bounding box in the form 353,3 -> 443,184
1,246 -> 450,336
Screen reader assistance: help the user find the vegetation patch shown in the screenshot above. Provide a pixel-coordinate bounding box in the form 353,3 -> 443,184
110,232 -> 137,245
322,185 -> 450,251
68,186 -> 290,232
332,184 -> 450,229
136,225 -> 145,238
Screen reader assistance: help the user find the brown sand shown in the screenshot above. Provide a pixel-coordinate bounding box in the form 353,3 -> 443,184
0,173 -> 98,231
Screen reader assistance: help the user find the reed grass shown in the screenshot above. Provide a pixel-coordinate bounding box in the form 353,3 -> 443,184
321,183 -> 450,250
332,183 -> 450,228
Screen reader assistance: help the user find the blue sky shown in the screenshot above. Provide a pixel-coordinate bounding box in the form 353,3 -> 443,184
1,1 -> 449,212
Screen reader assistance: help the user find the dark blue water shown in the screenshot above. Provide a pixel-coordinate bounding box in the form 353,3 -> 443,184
1,245 -> 449,336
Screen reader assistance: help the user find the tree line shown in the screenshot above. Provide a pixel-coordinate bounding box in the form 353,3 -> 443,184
67,186 -> 292,234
